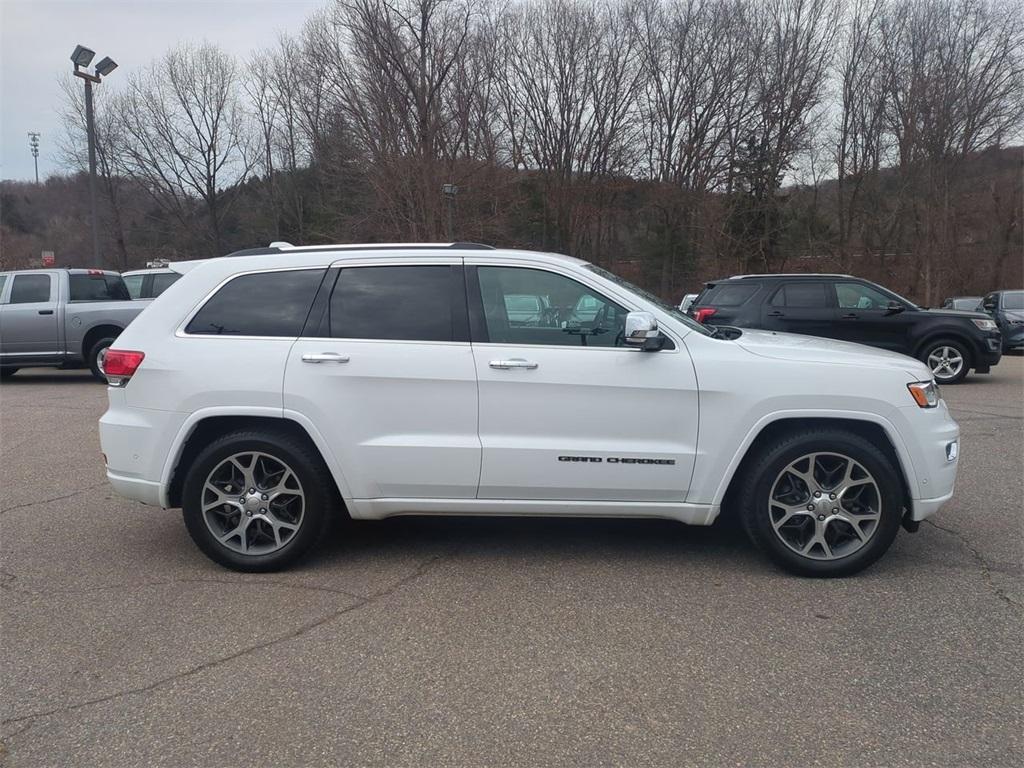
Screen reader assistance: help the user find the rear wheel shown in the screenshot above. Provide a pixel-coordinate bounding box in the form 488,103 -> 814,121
182,429 -> 333,572
88,336 -> 116,382
920,338 -> 970,384
0,368 -> 19,380
738,429 -> 904,577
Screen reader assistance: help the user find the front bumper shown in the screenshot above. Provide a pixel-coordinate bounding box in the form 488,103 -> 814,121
897,401 -> 959,522
999,324 -> 1024,351
971,332 -> 1002,370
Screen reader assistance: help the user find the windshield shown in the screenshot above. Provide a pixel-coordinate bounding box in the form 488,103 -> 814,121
584,264 -> 715,336
1003,291 -> 1024,310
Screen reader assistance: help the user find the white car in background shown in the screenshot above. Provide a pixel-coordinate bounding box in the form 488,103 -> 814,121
99,243 -> 959,577
679,293 -> 698,313
121,267 -> 181,300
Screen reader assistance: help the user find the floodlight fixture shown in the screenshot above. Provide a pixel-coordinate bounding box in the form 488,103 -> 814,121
95,56 -> 118,76
71,44 -> 95,68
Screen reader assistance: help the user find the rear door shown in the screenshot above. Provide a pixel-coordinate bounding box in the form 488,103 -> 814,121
284,260 -> 480,500
0,272 -> 60,361
760,281 -> 836,337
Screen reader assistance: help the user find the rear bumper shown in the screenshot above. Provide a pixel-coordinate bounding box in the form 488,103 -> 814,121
99,390 -> 185,508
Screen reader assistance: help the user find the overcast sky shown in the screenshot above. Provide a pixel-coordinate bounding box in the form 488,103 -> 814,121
0,0 -> 324,181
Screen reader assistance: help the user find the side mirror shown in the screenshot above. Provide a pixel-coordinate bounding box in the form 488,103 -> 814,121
982,300 -> 996,313
885,300 -> 905,315
624,311 -> 664,351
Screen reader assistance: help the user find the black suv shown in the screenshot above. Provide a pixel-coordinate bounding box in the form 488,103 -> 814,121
690,274 -> 1002,383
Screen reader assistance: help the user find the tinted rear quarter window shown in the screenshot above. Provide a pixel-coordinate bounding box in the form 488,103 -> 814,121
10,274 -> 52,304
186,269 -> 325,336
328,266 -> 455,341
151,272 -> 180,297
69,274 -> 129,301
698,283 -> 759,307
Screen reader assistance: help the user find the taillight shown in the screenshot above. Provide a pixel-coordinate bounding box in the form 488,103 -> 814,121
103,349 -> 145,387
694,308 -> 717,323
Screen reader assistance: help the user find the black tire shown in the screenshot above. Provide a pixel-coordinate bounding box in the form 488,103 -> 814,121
87,336 -> 117,382
182,429 -> 334,572
0,368 -> 19,380
918,338 -> 971,384
737,428 -> 904,577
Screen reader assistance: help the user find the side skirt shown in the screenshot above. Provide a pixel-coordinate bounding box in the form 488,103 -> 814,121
347,498 -> 719,526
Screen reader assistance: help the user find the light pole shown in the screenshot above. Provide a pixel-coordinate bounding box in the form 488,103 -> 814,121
71,44 -> 117,266
27,132 -> 40,183
441,183 -> 458,241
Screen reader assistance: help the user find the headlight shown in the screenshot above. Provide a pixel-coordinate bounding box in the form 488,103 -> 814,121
907,380 -> 940,408
971,318 -> 997,331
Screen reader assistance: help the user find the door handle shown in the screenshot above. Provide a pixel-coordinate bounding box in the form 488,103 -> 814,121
767,311 -> 784,317
38,309 -> 54,315
841,313 -> 858,319
301,352 -> 350,364
489,358 -> 539,370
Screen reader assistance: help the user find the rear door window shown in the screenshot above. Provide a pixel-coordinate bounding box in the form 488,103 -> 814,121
771,282 -> 831,307
69,274 -> 130,301
186,269 -> 325,336
698,283 -> 759,307
327,266 -> 459,342
10,274 -> 52,304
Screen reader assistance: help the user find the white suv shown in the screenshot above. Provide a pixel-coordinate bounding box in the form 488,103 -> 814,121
99,243 -> 960,576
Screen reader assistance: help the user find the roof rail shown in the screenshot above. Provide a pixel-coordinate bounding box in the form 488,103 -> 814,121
728,273 -> 854,280
223,242 -> 495,257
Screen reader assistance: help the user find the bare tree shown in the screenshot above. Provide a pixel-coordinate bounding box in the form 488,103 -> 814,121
118,42 -> 254,255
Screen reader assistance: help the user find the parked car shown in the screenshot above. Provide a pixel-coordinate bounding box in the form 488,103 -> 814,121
100,243 -> 959,577
982,290 -> 1024,352
0,269 -> 148,381
678,293 -> 698,313
941,296 -> 983,311
689,274 -> 1002,384
121,267 -> 182,300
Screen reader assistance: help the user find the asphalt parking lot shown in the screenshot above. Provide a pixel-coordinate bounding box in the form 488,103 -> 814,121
1,359 -> 1021,767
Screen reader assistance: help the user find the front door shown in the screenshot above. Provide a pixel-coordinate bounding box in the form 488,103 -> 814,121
833,281 -> 916,352
284,261 -> 480,500
468,263 -> 698,502
0,272 -> 60,361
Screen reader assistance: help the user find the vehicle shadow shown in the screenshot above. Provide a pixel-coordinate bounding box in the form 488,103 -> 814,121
306,512 -> 758,573
0,370 -> 97,385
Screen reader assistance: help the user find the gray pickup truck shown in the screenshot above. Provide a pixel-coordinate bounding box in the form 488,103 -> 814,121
0,269 -> 148,381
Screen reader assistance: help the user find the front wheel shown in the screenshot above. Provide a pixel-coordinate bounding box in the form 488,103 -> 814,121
920,338 -> 970,384
182,430 -> 334,572
738,429 -> 904,577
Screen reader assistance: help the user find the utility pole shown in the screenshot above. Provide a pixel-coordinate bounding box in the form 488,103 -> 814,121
27,132 -> 40,183
70,45 -> 117,266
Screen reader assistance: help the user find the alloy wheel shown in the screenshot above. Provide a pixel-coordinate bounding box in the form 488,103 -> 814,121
768,452 -> 881,561
927,345 -> 964,381
201,452 -> 305,556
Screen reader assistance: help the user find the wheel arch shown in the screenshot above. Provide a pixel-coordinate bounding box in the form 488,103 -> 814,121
913,331 -> 975,368
164,412 -> 353,511
717,415 -> 915,517
81,323 -> 124,361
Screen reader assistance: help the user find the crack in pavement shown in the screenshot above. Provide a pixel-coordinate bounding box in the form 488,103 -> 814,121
0,482 -> 107,516
0,575 -> 364,601
923,519 -> 1022,610
1,547 -> 459,734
